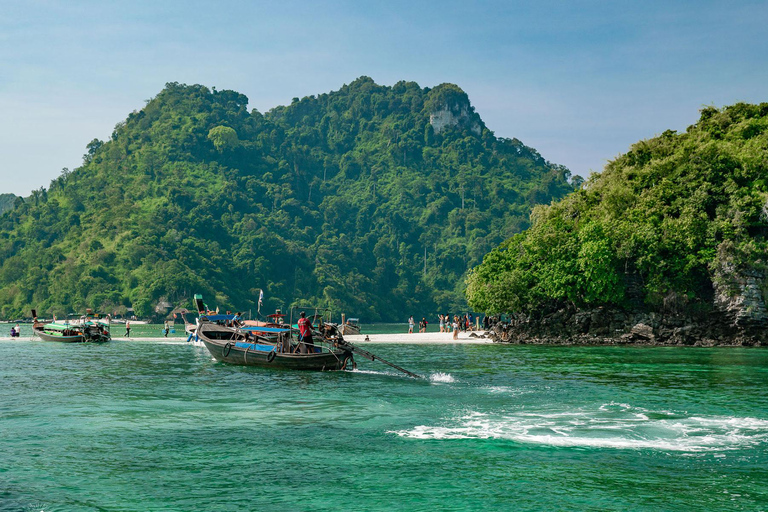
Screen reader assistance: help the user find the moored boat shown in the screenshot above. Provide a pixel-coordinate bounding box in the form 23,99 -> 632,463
32,320 -> 111,343
341,317 -> 362,336
31,309 -> 111,343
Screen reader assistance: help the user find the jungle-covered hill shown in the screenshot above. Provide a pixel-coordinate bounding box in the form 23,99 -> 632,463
468,103 -> 768,329
0,77 -> 575,320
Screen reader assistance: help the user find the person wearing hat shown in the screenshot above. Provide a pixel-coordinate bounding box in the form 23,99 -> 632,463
297,311 -> 315,354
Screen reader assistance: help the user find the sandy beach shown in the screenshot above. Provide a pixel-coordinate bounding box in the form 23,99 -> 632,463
344,331 -> 493,344
1,331 -> 494,344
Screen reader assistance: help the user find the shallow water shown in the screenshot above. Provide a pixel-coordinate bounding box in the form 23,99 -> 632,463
1,340 -> 766,511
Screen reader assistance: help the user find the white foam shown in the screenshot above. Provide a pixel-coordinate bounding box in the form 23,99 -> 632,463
390,406 -> 768,452
429,372 -> 455,383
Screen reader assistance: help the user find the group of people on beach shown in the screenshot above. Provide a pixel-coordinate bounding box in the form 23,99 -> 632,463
407,314 -> 478,339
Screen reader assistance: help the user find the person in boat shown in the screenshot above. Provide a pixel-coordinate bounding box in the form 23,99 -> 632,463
297,311 -> 316,354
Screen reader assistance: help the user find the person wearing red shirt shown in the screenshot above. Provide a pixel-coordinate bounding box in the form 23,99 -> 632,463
297,311 -> 315,354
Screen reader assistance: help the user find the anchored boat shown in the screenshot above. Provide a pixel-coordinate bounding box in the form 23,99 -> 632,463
31,308 -> 111,343
340,316 -> 362,336
32,318 -> 111,343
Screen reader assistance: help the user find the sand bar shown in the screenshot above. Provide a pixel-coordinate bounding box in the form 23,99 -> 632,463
343,331 -> 493,344
1,331 -> 494,344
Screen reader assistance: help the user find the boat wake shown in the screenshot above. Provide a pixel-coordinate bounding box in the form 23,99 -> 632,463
349,368 -> 405,378
390,403 -> 768,452
429,372 -> 455,383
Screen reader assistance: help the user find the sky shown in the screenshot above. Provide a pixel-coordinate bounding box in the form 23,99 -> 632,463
1,0 -> 767,196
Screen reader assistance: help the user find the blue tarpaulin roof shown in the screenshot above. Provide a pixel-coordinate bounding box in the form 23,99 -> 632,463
242,326 -> 291,333
200,314 -> 237,321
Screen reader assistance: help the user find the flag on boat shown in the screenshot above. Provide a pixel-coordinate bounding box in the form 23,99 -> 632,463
258,289 -> 264,313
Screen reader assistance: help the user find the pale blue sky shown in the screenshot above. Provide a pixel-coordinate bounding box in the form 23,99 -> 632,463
1,0 -> 766,195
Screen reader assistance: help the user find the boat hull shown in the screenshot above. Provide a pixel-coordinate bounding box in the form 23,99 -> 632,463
35,330 -> 86,343
341,324 -> 361,336
33,325 -> 110,343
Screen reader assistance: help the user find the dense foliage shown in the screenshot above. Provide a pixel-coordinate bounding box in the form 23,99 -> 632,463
0,77 -> 574,320
467,103 -> 768,316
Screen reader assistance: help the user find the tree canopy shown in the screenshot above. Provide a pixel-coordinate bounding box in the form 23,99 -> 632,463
467,103 -> 768,316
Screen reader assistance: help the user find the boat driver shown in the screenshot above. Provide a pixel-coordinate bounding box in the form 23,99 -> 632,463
297,311 -> 316,354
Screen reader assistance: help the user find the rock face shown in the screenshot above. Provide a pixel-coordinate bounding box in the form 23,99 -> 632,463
489,270 -> 767,347
429,105 -> 482,135
714,267 -> 768,326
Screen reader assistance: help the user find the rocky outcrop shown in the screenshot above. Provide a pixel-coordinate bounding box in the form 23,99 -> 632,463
489,284 -> 766,347
714,266 -> 768,326
488,264 -> 767,347
489,305 -> 766,346
429,105 -> 482,135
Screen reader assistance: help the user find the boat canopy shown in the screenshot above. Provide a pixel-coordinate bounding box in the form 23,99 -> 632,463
200,314 -> 237,322
241,326 -> 291,333
44,322 -> 75,331
44,320 -> 108,330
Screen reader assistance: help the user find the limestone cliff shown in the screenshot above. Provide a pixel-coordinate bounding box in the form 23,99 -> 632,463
425,83 -> 484,135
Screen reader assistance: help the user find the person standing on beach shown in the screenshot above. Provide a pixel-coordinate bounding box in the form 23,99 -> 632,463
125,321 -> 131,337
408,316 -> 414,333
439,314 -> 444,333
419,317 -> 428,333
452,316 -> 459,340
163,320 -> 170,337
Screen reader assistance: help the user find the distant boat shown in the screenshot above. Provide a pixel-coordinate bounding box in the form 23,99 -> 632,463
341,317 -> 361,336
32,319 -> 111,343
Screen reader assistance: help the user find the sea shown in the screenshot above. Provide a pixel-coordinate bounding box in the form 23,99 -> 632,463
1,324 -> 767,511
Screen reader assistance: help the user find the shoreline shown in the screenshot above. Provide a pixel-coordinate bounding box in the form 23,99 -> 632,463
2,331 -> 765,346
0,331 -> 494,344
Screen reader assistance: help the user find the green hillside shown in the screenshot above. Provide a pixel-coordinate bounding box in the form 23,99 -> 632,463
468,103 -> 768,318
0,78 -> 575,320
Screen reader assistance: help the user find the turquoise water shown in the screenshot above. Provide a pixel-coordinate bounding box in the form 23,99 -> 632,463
1,339 -> 767,511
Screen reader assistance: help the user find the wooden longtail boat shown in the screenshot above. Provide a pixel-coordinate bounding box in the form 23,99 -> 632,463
32,320 -> 111,343
191,296 -> 421,377
31,308 -> 111,343
197,320 -> 353,371
341,317 -> 361,336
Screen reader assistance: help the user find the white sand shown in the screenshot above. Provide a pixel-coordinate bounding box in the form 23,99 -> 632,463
345,331 -> 493,344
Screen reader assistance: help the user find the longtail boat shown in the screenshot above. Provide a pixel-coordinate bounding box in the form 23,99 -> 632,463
31,309 -> 111,343
196,319 -> 353,371
341,317 -> 362,336
33,320 -> 111,343
191,296 -> 422,377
